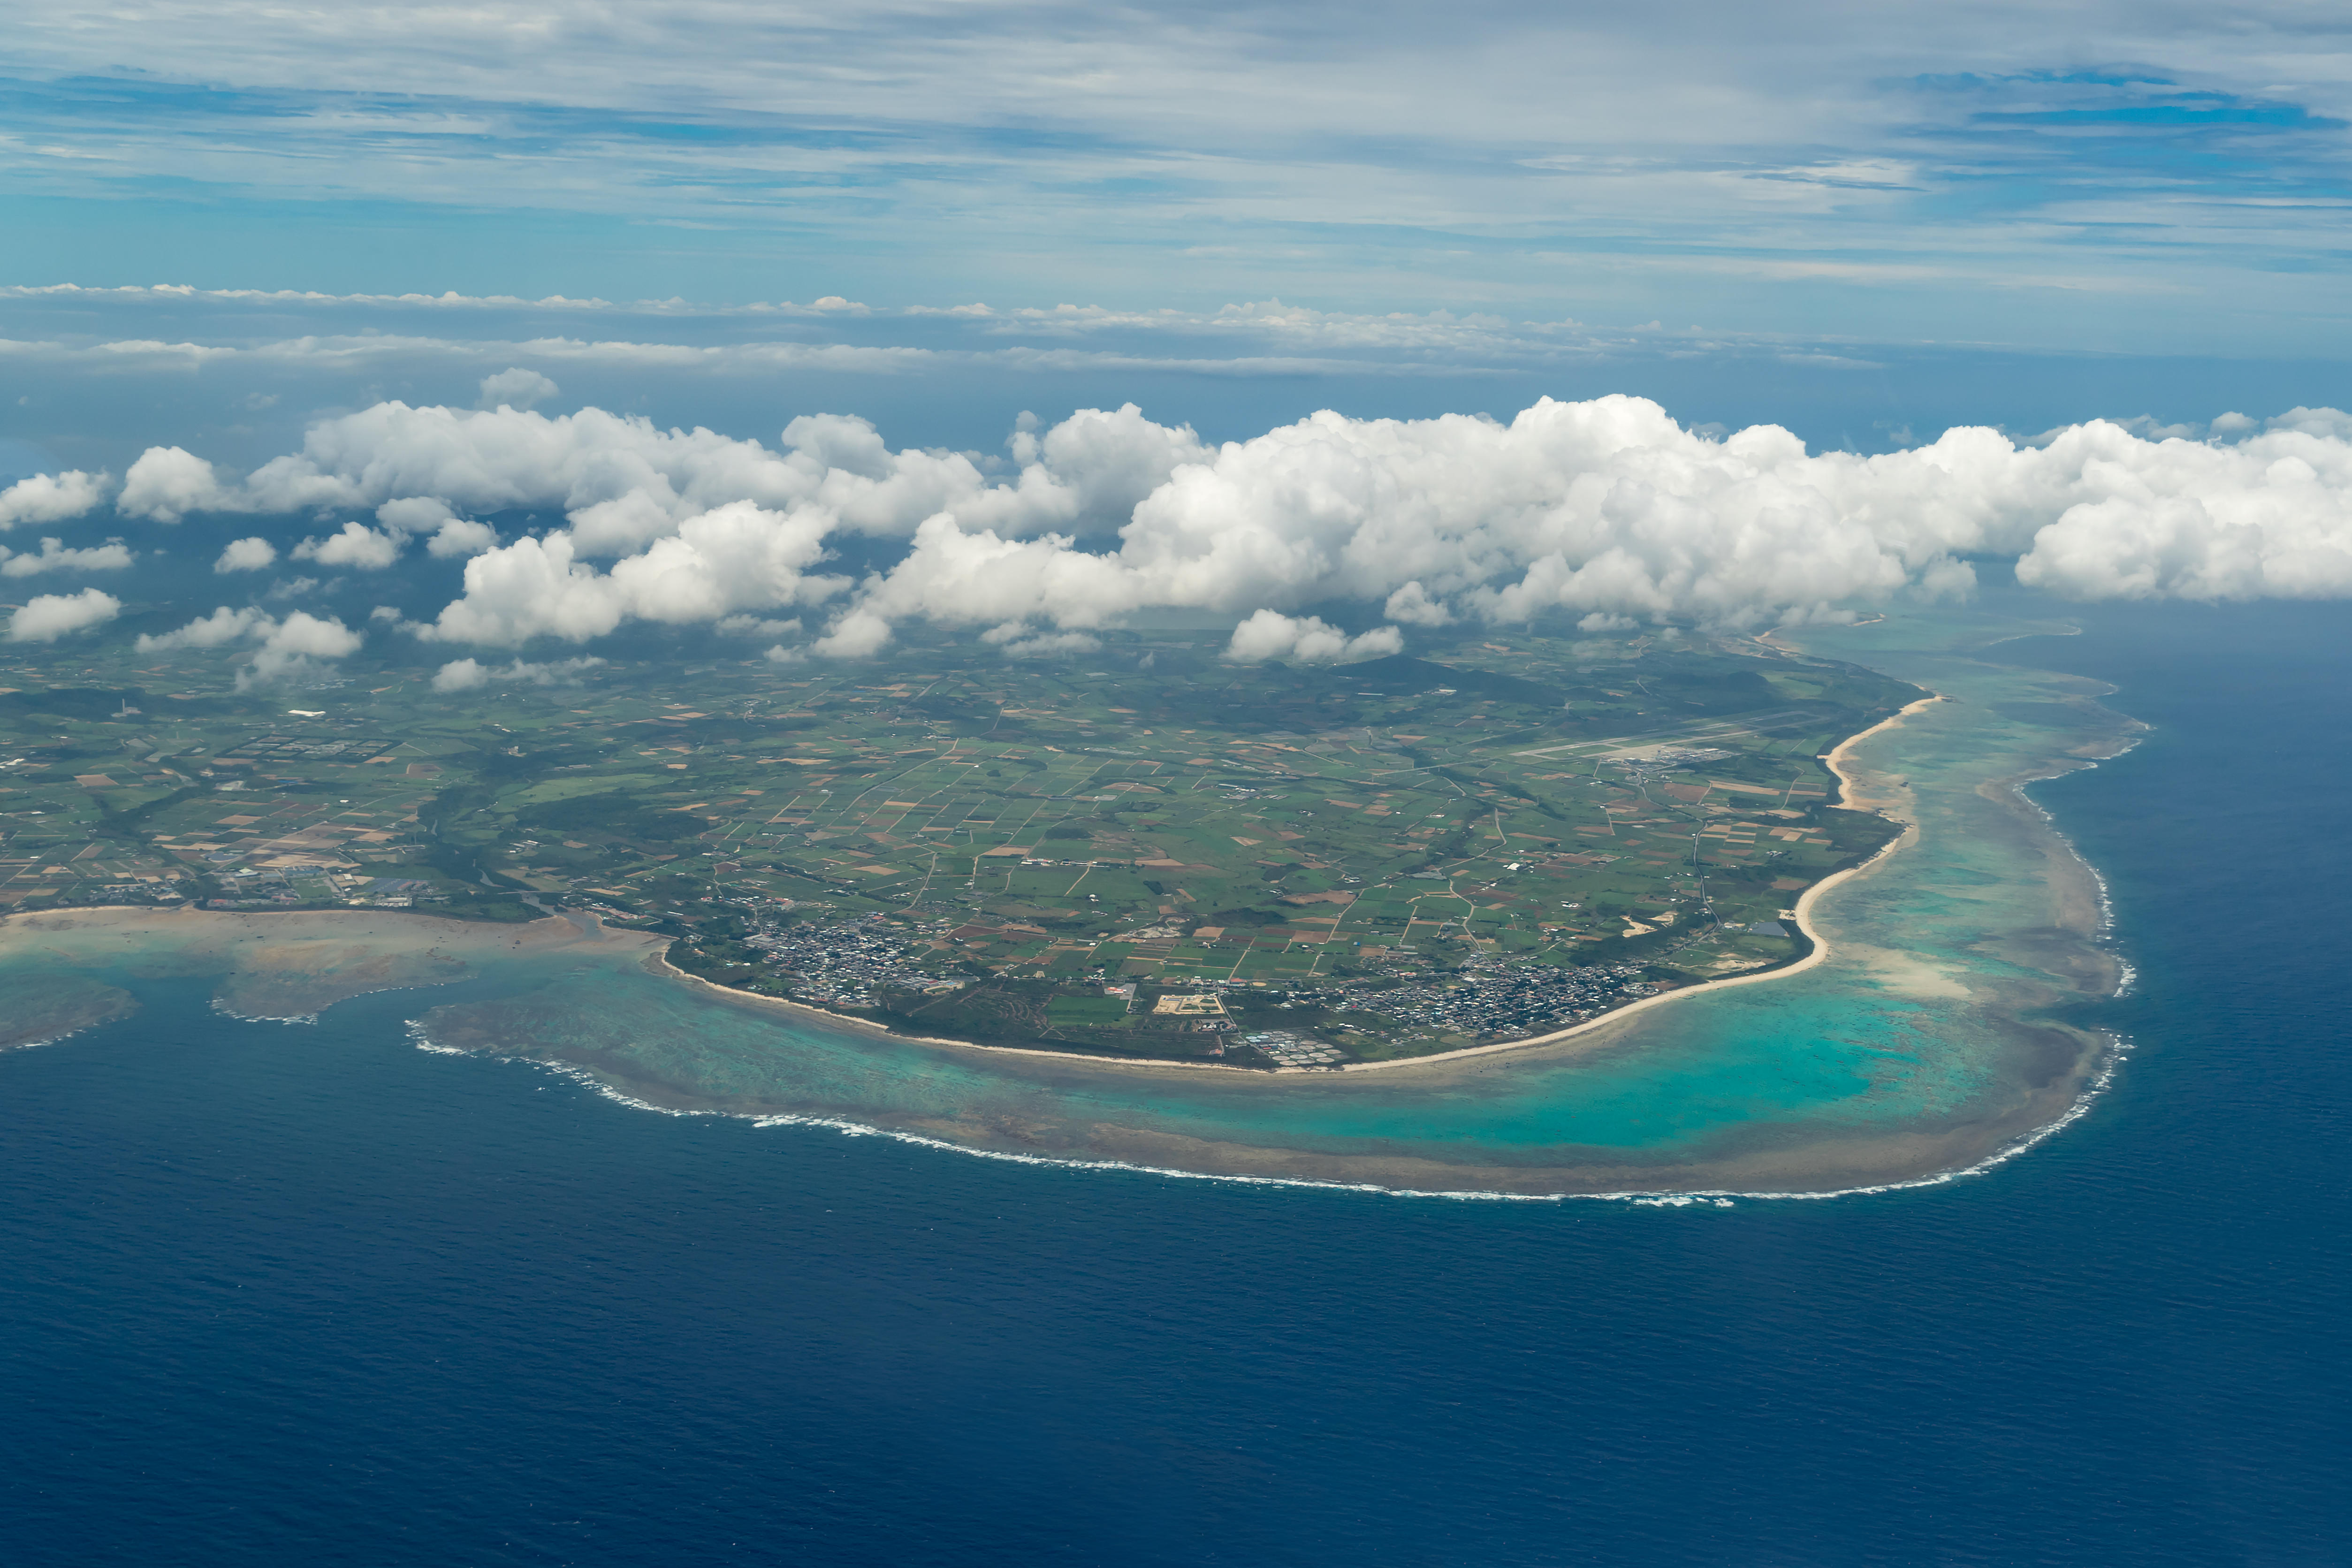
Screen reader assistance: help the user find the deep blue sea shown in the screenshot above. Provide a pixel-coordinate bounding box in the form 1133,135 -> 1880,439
3,601 -> 2345,1567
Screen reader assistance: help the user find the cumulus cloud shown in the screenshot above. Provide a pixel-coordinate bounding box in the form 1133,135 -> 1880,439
0,537 -> 134,577
809,607 -> 894,659
240,611 -> 365,688
138,604 -> 272,651
1006,403 -> 1215,534
0,470 -> 109,530
135,604 -> 363,686
415,500 -> 844,645
1224,610 -> 1403,664
977,619 -> 1101,657
996,627 -> 1101,658
1383,580 -> 1453,626
478,367 -> 559,410
845,398 -> 2352,632
99,395 -> 2352,662
8,587 -> 121,642
432,654 -> 604,692
293,521 -> 404,570
118,447 -> 230,522
377,497 -> 501,559
215,536 -> 278,572
428,518 -> 500,557
116,400 -> 1204,556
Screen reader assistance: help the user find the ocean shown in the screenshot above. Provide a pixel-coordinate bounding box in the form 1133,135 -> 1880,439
2,599 -> 2344,1565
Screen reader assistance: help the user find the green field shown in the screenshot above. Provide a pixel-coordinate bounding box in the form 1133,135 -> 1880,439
0,621 -> 1913,1065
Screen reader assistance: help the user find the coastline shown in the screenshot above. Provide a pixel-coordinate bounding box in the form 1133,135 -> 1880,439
0,691 -> 1945,1082
653,693 -> 1950,1079
1,645 -> 2146,1197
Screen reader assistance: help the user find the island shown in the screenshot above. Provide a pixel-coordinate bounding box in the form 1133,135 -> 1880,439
0,622 -> 1915,1069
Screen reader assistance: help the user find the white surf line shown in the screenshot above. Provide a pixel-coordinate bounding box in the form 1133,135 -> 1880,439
430,1008 -> 2122,1208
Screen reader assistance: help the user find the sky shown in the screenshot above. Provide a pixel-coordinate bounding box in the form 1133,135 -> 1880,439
6,1 -> 2352,677
9,3 -> 2352,349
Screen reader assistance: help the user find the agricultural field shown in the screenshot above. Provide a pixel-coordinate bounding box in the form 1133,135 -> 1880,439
0,622 -> 1914,1067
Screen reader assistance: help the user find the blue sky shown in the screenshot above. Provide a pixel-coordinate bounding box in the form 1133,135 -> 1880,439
5,0 -> 2352,463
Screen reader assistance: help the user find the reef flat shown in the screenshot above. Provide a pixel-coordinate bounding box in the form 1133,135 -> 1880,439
0,905 -> 654,1033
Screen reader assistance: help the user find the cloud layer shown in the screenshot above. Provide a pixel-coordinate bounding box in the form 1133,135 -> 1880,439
33,393 -> 2352,662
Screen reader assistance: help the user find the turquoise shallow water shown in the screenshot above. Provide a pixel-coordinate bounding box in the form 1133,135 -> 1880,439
0,612 -> 2137,1194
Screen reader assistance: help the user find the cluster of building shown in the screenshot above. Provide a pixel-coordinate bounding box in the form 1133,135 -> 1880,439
1346,959 -> 1655,1040
739,915 -> 955,1008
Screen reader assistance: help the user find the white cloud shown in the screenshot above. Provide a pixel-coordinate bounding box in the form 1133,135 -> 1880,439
293,521 -> 404,569
977,619 -> 1102,657
432,654 -> 602,692
1224,610 -> 1403,664
135,604 -> 363,686
138,604 -> 272,650
0,470 -> 109,530
0,537 -> 134,577
376,497 -> 500,558
809,607 -> 894,659
416,500 -> 843,645
118,446 -> 230,522
1383,580 -> 1452,626
79,394 -> 2352,665
215,536 -> 278,572
427,517 -> 501,557
845,398 -> 2352,634
239,611 -> 364,688
478,366 -> 559,410
375,496 -> 455,532
999,629 -> 1100,658
8,587 -> 121,642
124,400 -> 1205,559
264,610 -> 364,658
2008,417 -> 2352,599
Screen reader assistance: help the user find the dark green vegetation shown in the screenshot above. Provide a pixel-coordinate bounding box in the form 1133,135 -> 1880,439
0,624 -> 1913,1066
